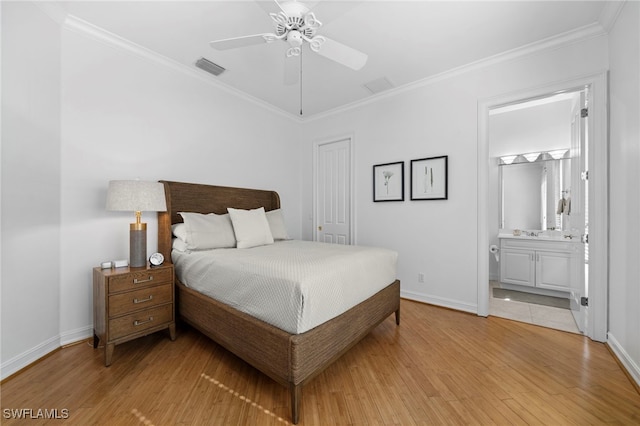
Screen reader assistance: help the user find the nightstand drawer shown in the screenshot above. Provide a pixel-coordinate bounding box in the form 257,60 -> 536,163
109,268 -> 172,293
108,283 -> 173,317
109,304 -> 173,341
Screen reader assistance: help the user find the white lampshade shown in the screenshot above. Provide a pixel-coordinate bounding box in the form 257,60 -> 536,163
106,180 -> 166,268
106,180 -> 166,213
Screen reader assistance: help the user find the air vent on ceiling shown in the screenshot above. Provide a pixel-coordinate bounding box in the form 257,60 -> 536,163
363,77 -> 394,95
195,57 -> 225,76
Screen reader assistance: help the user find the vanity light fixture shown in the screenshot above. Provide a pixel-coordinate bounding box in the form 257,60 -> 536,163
539,152 -> 553,161
499,149 -> 569,165
523,152 -> 541,162
500,155 -> 517,165
549,149 -> 569,160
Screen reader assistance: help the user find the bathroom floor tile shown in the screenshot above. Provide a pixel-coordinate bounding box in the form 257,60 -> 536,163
490,299 -> 533,323
489,282 -> 580,334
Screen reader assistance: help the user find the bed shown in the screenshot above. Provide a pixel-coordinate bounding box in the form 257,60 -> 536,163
157,180 -> 400,424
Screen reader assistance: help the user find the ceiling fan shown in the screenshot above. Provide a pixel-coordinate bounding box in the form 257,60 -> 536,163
209,0 -> 368,75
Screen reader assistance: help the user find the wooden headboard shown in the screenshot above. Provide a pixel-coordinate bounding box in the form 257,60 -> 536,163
157,181 -> 281,262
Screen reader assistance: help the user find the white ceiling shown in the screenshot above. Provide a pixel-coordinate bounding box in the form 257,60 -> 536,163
57,1 -> 610,119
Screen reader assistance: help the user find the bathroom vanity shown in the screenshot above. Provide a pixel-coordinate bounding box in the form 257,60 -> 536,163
499,234 -> 580,296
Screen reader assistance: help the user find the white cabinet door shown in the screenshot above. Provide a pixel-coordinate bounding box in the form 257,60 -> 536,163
536,250 -> 573,291
500,249 -> 535,287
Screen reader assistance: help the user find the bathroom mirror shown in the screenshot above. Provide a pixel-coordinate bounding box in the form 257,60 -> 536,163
500,155 -> 571,231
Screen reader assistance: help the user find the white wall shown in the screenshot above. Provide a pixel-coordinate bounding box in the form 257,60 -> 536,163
300,34 -> 608,312
607,0 -> 640,385
1,2 -> 62,376
1,3 -> 303,378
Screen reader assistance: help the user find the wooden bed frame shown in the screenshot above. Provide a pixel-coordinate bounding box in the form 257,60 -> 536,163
157,180 -> 400,424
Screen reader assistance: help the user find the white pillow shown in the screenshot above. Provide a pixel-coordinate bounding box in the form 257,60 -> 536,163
172,237 -> 189,252
227,207 -> 274,249
266,209 -> 290,240
172,223 -> 187,242
178,212 -> 237,250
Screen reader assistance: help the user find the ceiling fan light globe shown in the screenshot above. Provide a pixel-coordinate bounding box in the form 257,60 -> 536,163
287,30 -> 303,47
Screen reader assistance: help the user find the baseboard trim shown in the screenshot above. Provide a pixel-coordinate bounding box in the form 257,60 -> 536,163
401,290 -> 477,314
607,332 -> 640,390
60,325 -> 93,347
0,335 -> 60,381
0,327 -> 93,381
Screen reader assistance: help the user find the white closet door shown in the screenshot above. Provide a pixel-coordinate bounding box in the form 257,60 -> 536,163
316,138 -> 351,244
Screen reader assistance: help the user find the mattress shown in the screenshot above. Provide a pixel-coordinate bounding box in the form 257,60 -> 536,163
172,240 -> 398,334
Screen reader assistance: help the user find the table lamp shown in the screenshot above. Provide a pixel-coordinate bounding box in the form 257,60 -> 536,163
106,180 -> 167,268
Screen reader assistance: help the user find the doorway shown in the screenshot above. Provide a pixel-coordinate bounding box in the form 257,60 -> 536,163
489,90 -> 587,334
477,73 -> 608,342
313,136 -> 354,244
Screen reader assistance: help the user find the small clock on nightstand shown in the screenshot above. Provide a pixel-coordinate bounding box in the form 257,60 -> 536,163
149,252 -> 164,267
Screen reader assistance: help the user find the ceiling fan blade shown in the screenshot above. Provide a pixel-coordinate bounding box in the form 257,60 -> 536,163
284,54 -> 300,85
314,37 -> 368,70
255,0 -> 287,15
304,1 -> 362,26
209,34 -> 270,51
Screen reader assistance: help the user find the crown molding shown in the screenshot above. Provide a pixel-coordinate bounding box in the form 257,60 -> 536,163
305,22 -> 607,122
62,14 -> 302,123
60,10 -> 606,124
34,2 -> 68,25
598,0 -> 626,33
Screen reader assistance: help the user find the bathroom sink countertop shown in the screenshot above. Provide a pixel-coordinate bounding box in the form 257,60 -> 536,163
498,232 -> 574,241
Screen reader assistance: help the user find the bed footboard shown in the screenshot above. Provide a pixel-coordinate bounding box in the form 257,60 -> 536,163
175,280 -> 292,386
288,279 -> 400,423
176,279 -> 400,424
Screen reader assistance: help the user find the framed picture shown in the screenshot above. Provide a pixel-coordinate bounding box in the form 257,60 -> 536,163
410,156 -> 448,200
373,161 -> 404,202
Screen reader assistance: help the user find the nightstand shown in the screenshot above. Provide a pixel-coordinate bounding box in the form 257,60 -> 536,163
93,264 -> 176,366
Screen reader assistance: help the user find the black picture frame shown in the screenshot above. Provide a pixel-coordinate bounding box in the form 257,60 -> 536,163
373,161 -> 404,202
410,156 -> 448,200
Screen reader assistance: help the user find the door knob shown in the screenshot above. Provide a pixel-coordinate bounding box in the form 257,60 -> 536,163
318,226 -> 322,231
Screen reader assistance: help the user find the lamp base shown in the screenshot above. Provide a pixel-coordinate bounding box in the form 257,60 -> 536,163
130,223 -> 147,268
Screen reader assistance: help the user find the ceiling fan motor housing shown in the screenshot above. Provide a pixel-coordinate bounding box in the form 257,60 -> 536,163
273,1 -> 319,44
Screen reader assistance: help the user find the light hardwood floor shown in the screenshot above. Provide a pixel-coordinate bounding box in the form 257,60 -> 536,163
2,299 -> 639,425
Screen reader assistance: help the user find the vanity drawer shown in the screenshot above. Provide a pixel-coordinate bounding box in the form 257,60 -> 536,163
108,268 -> 173,293
108,283 -> 173,317
109,304 -> 173,341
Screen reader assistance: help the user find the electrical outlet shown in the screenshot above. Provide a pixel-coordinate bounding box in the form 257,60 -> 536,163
418,273 -> 425,283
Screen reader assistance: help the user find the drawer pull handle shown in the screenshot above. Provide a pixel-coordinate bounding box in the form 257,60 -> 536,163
133,295 -> 153,304
134,317 -> 154,326
133,276 -> 153,284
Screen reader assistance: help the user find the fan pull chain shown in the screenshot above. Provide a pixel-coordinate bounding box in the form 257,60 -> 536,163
299,48 -> 303,116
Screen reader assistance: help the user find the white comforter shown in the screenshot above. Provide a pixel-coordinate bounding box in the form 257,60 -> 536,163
172,240 -> 398,334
